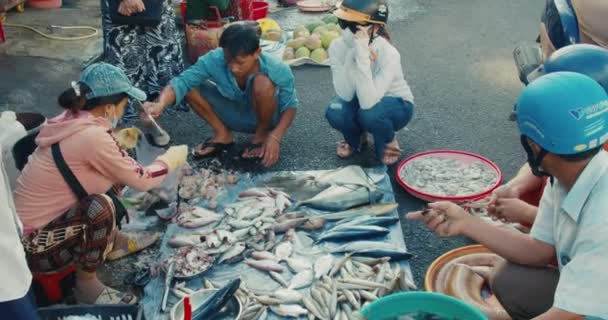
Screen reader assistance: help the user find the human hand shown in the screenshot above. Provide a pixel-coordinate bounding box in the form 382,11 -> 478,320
118,0 -> 145,16
406,201 -> 472,237
156,145 -> 188,172
489,198 -> 536,224
487,184 -> 521,215
354,25 -> 372,45
261,134 -> 281,167
141,101 -> 164,126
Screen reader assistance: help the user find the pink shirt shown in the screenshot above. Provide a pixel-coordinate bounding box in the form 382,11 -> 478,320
14,111 -> 167,234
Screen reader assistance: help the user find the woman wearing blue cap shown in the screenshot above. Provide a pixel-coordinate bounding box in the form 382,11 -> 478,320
13,63 -> 188,304
408,72 -> 608,319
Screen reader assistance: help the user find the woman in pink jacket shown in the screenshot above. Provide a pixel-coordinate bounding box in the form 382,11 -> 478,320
13,63 -> 187,305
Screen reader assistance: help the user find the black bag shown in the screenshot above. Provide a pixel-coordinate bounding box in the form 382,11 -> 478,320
51,143 -> 129,228
108,0 -> 164,27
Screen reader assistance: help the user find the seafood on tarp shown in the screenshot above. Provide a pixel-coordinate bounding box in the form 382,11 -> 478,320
315,225 -> 391,243
177,206 -> 223,228
331,241 -> 412,260
259,173 -> 332,201
179,167 -> 239,203
163,246 -> 215,278
399,156 -> 498,197
294,184 -> 382,211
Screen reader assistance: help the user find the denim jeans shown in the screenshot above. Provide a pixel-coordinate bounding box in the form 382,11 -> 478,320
325,96 -> 414,159
0,287 -> 39,320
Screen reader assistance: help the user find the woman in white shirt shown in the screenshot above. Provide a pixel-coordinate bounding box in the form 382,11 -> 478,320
326,0 -> 414,165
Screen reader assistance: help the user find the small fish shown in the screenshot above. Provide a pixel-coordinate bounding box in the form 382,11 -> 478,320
315,225 -> 390,243
168,234 -> 205,247
245,259 -> 284,273
270,304 -> 308,318
218,243 -> 246,264
227,218 -> 258,229
351,256 -> 391,266
288,270 -> 314,290
285,256 -> 313,273
274,242 -> 293,261
359,290 -> 378,302
301,217 -> 327,231
274,288 -> 303,303
273,218 -> 308,233
302,295 -> 326,320
342,289 -> 360,310
239,188 -> 271,198
255,295 -> 282,306
329,281 -> 338,319
178,214 -> 223,228
269,271 -> 289,288
332,242 -> 412,260
251,251 -> 277,261
233,228 -> 250,240
314,254 -> 335,279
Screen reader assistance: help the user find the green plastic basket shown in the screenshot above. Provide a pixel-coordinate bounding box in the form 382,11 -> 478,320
359,292 -> 488,320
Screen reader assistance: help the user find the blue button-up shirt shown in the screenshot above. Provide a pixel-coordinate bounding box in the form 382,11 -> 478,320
531,150 -> 608,318
169,48 -> 299,112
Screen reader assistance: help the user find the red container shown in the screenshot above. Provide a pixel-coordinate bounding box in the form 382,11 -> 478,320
28,0 -> 61,9
252,1 -> 268,20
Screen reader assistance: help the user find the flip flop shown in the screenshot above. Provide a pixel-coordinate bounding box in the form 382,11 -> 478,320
93,287 -> 138,305
106,232 -> 160,261
241,142 -> 264,160
192,138 -> 234,159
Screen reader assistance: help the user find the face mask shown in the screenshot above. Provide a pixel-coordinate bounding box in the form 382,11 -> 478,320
520,135 -> 551,177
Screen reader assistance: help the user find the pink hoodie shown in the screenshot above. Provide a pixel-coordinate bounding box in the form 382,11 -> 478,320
14,111 -> 168,234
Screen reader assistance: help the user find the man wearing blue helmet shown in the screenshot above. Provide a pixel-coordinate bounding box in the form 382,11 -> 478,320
489,44 -> 608,227
408,72 -> 608,319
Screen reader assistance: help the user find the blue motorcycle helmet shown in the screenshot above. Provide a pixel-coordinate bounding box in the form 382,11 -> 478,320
544,44 -> 608,91
515,72 -> 608,176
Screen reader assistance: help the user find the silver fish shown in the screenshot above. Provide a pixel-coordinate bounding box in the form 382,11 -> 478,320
302,295 -> 326,320
273,218 -> 307,233
318,203 -> 398,221
269,271 -> 289,288
329,281 -> 338,319
342,289 -> 360,310
227,218 -> 258,229
359,290 -> 378,302
178,213 -> 223,228
255,295 -> 282,305
233,228 -> 250,240
352,256 -> 391,266
334,215 -> 399,228
260,173 -> 332,201
168,234 -> 206,247
245,259 -> 284,272
251,251 -> 277,261
314,254 -> 335,279
218,243 -> 246,264
288,270 -> 314,290
315,225 -> 390,243
274,242 -> 293,261
285,256 -> 313,273
332,242 -> 411,260
294,185 -> 382,211
273,288 -> 303,304
270,304 -> 308,318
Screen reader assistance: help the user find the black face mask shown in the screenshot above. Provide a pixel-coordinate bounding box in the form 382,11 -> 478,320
520,135 -> 552,178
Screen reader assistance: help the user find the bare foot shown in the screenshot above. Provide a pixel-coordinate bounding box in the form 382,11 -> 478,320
242,133 -> 267,159
336,140 -> 354,158
382,139 -> 402,165
194,131 -> 233,157
74,270 -> 106,304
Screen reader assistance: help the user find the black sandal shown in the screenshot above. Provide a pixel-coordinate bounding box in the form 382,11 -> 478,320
240,142 -> 263,160
192,138 -> 234,159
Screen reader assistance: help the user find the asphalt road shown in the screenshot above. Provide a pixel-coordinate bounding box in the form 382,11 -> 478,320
0,0 -> 545,286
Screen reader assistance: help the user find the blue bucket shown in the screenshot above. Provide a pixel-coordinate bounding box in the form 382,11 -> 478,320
359,292 -> 488,320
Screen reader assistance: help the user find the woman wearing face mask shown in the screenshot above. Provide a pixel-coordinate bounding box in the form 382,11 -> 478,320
13,63 -> 188,304
326,0 -> 415,165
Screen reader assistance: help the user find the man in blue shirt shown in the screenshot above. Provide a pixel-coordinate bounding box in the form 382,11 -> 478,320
144,23 -> 299,167
408,72 -> 608,320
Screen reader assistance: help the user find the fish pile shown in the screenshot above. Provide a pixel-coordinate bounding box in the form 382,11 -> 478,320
178,167 -> 239,209
202,253 -> 417,320
400,157 -> 498,197
433,252 -> 510,320
163,246 -> 215,278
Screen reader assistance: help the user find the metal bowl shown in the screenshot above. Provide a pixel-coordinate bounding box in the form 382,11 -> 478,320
170,289 -> 242,320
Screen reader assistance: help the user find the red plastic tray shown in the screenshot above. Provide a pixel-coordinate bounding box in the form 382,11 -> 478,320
396,150 -> 503,202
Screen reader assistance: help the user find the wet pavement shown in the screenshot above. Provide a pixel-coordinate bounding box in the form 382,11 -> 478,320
1,0 -> 545,287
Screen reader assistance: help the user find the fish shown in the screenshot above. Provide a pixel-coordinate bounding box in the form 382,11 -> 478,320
251,251 -> 277,261
227,218 -> 258,229
192,278 -> 240,320
218,243 -> 246,264
342,289 -> 360,310
334,215 -> 399,228
239,188 -> 272,198
332,242 -> 412,260
178,213 -> 223,228
302,295 -> 326,320
168,233 -> 207,247
351,256 -> 391,266
254,295 -> 282,306
274,242 -> 293,261
270,304 -> 308,318
318,203 -> 398,221
260,173 -> 332,201
329,281 -> 338,318
314,254 -> 335,279
315,225 -> 390,243
273,288 -> 303,304
288,270 -> 314,290
301,217 -> 327,231
285,256 -> 313,273
245,259 -> 284,273
269,271 -> 289,288
293,185 -> 382,211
